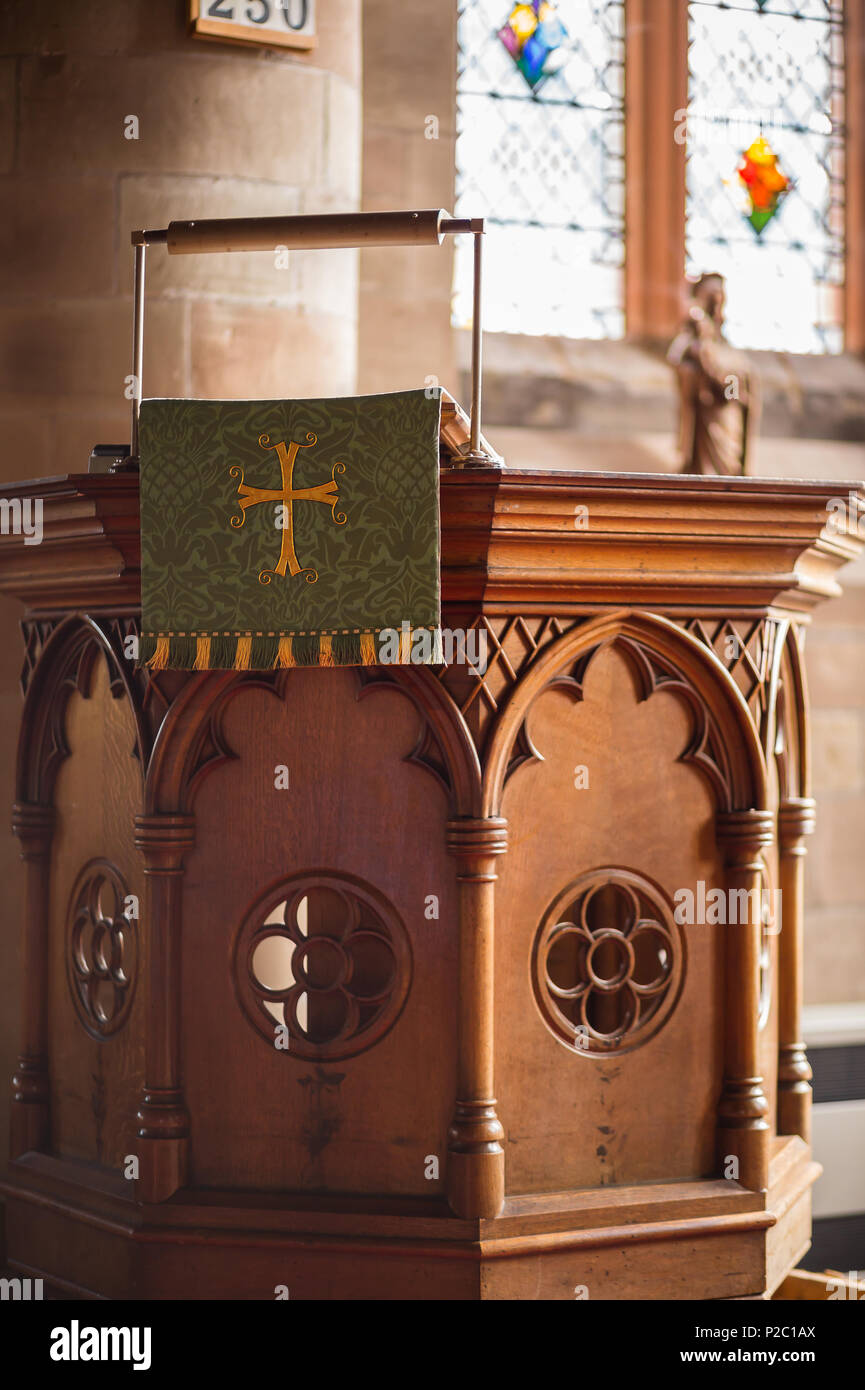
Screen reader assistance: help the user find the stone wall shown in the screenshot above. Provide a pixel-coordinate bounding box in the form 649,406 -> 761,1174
0,0 -> 361,1195
358,0 -> 456,396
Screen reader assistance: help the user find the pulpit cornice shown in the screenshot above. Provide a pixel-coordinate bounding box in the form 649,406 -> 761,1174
1,470 -> 862,622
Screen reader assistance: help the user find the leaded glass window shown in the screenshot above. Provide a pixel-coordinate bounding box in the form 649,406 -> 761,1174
453,1 -> 626,340
685,0 -> 845,354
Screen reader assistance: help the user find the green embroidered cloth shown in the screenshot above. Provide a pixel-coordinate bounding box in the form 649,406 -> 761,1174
138,389 -> 441,669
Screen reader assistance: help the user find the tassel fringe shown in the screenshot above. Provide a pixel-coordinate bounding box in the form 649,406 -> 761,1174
233,635 -> 252,670
137,628 -> 437,671
193,636 -> 211,670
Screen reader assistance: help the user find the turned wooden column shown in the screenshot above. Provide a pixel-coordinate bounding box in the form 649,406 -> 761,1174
777,797 -> 817,1143
10,801 -> 55,1157
445,818 -> 507,1220
134,812 -> 196,1202
715,809 -> 774,1192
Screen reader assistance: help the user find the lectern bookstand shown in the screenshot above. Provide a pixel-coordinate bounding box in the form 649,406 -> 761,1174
0,465 -> 861,1300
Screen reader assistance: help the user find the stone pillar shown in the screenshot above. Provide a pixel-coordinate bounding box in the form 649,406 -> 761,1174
0,0 -> 362,477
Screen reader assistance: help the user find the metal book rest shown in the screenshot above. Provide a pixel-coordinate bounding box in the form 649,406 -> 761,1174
121,208 -> 495,470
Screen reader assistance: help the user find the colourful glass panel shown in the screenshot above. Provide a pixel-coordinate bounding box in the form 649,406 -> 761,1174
455,1 -> 626,340
497,2 -> 569,91
686,0 -> 845,353
738,134 -> 793,234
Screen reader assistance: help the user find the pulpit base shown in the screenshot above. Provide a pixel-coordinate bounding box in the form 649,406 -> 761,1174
1,1140 -> 818,1300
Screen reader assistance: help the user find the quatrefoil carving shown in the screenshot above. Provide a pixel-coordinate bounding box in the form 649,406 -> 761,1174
235,874 -> 412,1061
66,860 -> 137,1039
532,869 -> 685,1055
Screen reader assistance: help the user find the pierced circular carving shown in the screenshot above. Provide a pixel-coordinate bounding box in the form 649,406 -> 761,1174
532,869 -> 685,1055
66,859 -> 137,1039
234,873 -> 412,1061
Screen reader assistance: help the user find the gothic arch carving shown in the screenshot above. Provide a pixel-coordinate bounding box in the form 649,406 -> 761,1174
16,613 -> 149,806
481,609 -> 768,818
773,624 -> 810,802
144,664 -> 483,819
359,665 -> 483,817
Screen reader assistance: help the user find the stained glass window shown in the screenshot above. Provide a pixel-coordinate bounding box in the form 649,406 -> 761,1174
685,0 -> 845,353
453,1 -> 626,339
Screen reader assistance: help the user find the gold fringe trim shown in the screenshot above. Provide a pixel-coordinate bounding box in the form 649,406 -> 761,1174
319,634 -> 335,667
193,636 -> 211,670
277,635 -> 295,668
360,631 -> 377,665
234,635 -> 252,670
147,635 -> 170,671
398,626 -> 412,663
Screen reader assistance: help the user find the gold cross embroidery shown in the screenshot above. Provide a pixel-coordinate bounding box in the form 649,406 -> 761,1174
229,431 -> 347,585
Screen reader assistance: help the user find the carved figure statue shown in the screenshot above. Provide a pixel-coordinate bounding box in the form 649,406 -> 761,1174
667,273 -> 758,476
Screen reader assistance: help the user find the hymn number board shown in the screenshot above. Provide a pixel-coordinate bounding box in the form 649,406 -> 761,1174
189,0 -> 316,52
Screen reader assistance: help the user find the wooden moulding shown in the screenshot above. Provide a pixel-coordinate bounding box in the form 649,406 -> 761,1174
774,1269 -> 865,1301
0,471 -> 862,618
0,1136 -> 820,1300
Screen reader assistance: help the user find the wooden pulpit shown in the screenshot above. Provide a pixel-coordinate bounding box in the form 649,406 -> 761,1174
1,460 -> 862,1300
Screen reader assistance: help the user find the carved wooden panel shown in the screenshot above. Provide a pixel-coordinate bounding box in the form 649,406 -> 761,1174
496,643 -> 725,1192
46,655 -> 144,1167
179,668 -> 458,1195
436,614 -> 582,752
683,616 -> 778,736
20,616 -> 61,695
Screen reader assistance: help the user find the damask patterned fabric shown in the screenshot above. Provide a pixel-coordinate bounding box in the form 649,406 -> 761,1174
138,390 -> 442,669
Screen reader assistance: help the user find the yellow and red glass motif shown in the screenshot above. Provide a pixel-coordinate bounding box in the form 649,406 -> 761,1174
498,1 -> 569,91
738,135 -> 792,236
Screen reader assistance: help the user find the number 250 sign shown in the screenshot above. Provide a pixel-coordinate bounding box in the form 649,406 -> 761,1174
190,0 -> 316,51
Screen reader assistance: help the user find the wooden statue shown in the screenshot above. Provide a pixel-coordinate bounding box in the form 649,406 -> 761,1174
668,273 -> 757,477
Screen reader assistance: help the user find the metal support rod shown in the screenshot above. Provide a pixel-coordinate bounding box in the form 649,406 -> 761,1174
125,209 -> 497,468
130,239 -> 146,464
469,230 -> 485,461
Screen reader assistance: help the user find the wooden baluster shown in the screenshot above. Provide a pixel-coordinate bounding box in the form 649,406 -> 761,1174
716,808 -> 774,1192
777,797 -> 817,1142
133,813 -> 195,1202
445,818 -> 507,1219
10,801 -> 55,1157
